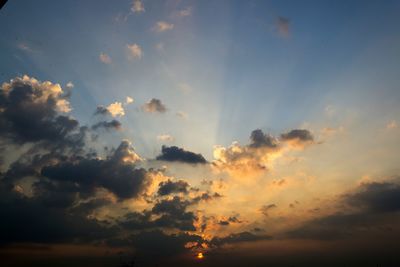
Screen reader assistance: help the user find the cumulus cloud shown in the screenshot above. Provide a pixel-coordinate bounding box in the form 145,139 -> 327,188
156,145 -> 207,164
131,0 -> 144,13
99,52 -> 112,64
126,43 -> 142,60
41,141 -> 144,200
153,21 -> 174,32
142,98 -> 167,113
158,179 -> 189,195
106,102 -> 125,117
0,75 -> 80,145
213,129 -> 314,178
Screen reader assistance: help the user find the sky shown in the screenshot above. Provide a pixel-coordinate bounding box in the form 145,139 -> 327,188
0,0 -> 400,266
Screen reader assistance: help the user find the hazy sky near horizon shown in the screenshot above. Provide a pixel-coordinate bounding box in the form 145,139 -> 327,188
1,1 -> 400,266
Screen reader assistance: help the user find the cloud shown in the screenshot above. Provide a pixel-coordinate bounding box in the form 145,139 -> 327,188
178,7 -> 192,17
126,43 -> 142,60
0,75 -> 81,145
276,16 -> 290,38
157,134 -> 174,142
249,129 -> 278,148
106,102 -> 125,117
386,120 -> 397,129
153,21 -> 174,32
156,145 -> 207,164
91,120 -> 121,131
17,43 -> 32,52
213,129 -> 314,178
178,83 -> 193,94
142,98 -> 167,113
131,0 -> 144,13
287,178 -> 400,240
65,82 -> 74,89
176,111 -> 188,119
125,96 -> 134,104
260,203 -> 277,217
345,180 -> 400,212
151,196 -> 196,231
158,179 -> 189,195
99,52 -> 112,64
41,141 -> 145,200
210,231 -> 272,247
280,129 -> 314,148
127,230 -> 203,263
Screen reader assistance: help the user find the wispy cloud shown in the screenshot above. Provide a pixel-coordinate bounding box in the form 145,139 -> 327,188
99,52 -> 112,64
131,0 -> 145,13
153,21 -> 174,32
276,16 -> 290,38
126,43 -> 142,60
177,7 -> 192,17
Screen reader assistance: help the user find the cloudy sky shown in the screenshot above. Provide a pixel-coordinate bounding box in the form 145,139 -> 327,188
1,0 -> 400,266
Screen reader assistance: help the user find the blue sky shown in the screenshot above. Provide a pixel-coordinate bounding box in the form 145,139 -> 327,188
2,0 -> 400,159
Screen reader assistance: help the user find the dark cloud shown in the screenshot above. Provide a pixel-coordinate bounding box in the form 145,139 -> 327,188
0,184 -> 116,245
151,196 -> 197,231
91,120 -> 121,131
280,129 -> 314,143
129,230 -> 203,264
249,129 -> 277,148
218,216 -> 242,226
158,179 -> 189,195
41,141 -> 147,200
156,145 -> 207,164
142,98 -> 167,113
345,181 -> 400,212
287,179 -> 400,241
94,105 -> 109,115
210,231 -> 272,247
191,192 -> 223,203
0,76 -> 84,147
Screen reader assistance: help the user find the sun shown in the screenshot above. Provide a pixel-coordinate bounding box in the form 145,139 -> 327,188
196,252 -> 204,259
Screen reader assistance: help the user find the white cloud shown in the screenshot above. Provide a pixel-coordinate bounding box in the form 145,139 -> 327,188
127,43 -> 142,60
66,82 -> 74,89
131,0 -> 145,13
106,102 -> 125,117
153,21 -> 174,32
157,134 -> 174,142
125,96 -> 134,104
99,52 -> 112,64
